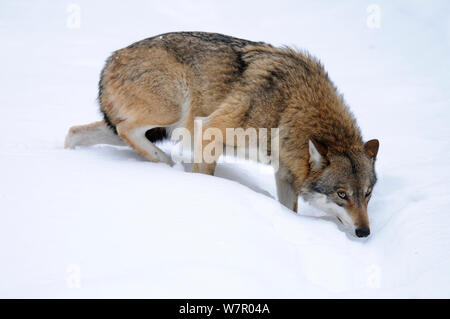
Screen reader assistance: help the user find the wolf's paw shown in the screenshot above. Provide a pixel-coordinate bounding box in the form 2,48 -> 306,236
64,127 -> 80,149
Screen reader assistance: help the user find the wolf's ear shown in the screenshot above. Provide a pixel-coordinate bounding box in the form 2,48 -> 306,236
364,139 -> 379,160
309,139 -> 328,170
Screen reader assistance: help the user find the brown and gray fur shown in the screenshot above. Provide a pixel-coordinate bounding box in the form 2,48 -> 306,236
65,32 -> 380,238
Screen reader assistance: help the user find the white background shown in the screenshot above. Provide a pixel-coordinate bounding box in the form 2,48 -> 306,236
0,0 -> 449,298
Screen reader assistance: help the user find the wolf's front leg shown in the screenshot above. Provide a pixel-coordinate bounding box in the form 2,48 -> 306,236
191,116 -> 222,176
275,167 -> 298,212
192,162 -> 217,175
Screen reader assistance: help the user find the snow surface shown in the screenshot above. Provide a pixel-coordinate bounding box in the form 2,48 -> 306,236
1,0 -> 449,298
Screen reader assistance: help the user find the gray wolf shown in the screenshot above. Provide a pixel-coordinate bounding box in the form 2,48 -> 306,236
65,32 -> 379,238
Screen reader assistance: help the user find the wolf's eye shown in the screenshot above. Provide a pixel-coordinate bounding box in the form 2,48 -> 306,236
337,191 -> 348,200
365,190 -> 372,197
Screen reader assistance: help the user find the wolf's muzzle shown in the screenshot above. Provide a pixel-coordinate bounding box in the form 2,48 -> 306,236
355,227 -> 370,238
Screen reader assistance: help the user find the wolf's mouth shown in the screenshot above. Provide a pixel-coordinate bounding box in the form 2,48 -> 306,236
336,216 -> 343,224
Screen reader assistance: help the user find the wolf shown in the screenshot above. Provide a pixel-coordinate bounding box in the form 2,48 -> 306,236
65,32 -> 379,238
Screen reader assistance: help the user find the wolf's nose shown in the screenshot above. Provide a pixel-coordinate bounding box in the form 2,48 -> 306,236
355,227 -> 370,238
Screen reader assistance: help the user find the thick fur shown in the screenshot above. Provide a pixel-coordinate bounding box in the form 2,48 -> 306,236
65,32 -> 379,237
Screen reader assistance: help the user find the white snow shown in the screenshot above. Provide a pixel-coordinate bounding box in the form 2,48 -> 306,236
1,0 -> 449,298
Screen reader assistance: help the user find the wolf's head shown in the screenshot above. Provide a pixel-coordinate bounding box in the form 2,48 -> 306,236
301,139 -> 379,238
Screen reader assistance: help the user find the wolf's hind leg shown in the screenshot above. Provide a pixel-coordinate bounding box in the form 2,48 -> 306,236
116,122 -> 173,166
64,121 -> 126,149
